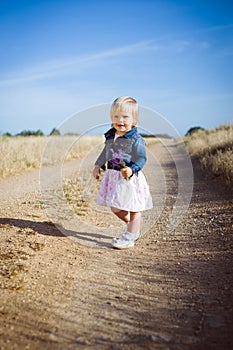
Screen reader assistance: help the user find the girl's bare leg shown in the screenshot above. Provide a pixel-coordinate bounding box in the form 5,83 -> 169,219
127,212 -> 141,234
111,206 -> 130,223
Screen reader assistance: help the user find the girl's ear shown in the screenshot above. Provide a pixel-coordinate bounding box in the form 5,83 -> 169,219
132,119 -> 138,127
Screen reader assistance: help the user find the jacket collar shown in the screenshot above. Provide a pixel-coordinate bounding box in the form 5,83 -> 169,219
105,127 -> 138,140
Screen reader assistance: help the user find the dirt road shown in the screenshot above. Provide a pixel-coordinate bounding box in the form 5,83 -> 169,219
0,141 -> 233,350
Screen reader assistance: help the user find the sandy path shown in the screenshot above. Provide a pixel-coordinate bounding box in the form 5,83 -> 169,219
0,141 -> 233,350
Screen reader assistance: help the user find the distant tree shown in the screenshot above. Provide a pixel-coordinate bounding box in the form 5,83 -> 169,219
185,126 -> 205,136
2,132 -> 12,137
140,133 -> 156,138
64,132 -> 79,136
49,128 -> 61,136
16,129 -> 44,136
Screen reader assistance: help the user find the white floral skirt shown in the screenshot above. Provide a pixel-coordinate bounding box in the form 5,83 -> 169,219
96,169 -> 153,212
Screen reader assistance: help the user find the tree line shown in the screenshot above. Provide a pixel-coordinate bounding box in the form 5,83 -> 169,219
1,128 -> 61,137
1,126 -> 205,137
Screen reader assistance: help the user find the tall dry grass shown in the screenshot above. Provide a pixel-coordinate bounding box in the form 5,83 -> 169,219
185,124 -> 233,185
0,134 -> 157,179
0,135 -> 103,178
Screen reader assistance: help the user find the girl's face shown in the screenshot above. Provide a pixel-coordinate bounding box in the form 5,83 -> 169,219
111,110 -> 134,135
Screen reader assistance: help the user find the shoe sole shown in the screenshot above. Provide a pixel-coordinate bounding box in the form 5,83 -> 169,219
111,241 -> 135,249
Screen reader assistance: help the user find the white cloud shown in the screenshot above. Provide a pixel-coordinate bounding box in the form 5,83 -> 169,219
175,40 -> 191,52
0,40 -> 153,87
202,23 -> 233,32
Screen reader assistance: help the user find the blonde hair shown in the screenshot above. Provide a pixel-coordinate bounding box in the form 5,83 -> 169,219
110,96 -> 139,126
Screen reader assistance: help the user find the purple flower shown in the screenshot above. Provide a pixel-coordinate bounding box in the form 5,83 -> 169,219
109,149 -> 130,180
109,149 -> 125,167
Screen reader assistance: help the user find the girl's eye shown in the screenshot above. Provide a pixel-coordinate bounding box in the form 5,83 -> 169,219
113,115 -> 130,120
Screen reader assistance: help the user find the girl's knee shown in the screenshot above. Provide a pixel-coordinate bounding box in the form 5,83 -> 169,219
129,211 -> 141,221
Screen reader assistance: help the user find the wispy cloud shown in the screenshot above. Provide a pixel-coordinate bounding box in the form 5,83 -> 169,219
0,41 -> 153,86
202,23 -> 233,32
175,40 -> 191,52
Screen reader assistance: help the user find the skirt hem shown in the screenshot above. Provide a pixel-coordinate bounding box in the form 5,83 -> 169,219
96,169 -> 153,212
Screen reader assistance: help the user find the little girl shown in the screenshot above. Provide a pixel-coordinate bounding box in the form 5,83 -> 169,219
93,96 -> 153,249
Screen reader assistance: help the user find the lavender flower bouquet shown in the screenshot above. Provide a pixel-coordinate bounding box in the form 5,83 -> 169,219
109,149 -> 130,180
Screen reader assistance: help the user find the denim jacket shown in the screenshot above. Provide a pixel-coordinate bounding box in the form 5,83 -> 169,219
95,127 -> 147,174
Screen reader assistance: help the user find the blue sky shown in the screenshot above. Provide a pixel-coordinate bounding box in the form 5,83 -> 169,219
0,0 -> 233,136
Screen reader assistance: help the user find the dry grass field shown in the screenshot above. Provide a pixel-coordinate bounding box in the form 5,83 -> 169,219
0,135 -> 104,178
0,135 -> 158,179
1,125 -> 232,185
184,124 -> 233,185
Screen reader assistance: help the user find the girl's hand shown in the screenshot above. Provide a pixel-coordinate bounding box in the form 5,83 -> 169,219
93,165 -> 101,179
121,166 -> 133,179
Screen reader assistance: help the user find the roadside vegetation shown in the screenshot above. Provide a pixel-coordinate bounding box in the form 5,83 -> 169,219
0,132 -> 158,179
184,124 -> 233,185
0,135 -> 103,178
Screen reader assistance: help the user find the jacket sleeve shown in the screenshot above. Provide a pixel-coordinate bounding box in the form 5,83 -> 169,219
95,144 -> 107,170
129,138 -> 147,174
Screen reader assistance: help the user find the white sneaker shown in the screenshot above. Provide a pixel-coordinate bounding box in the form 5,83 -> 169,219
111,231 -> 140,249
